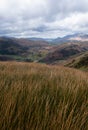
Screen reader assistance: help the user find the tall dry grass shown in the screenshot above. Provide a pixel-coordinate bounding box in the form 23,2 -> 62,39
0,62 -> 88,130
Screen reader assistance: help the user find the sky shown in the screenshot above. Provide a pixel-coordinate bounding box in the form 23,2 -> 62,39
0,0 -> 88,38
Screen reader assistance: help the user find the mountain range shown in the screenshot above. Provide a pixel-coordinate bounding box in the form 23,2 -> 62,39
29,33 -> 88,43
0,33 -> 88,70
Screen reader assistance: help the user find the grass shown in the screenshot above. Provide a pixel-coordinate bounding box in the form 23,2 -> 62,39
65,51 -> 88,71
0,62 -> 88,130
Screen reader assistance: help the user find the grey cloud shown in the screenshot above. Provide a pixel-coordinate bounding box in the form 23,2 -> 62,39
0,0 -> 88,38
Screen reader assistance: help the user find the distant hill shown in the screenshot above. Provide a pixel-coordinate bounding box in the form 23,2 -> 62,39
24,33 -> 88,44
13,38 -> 49,47
1,34 -> 88,63
0,37 -> 52,62
50,33 -> 88,44
28,37 -> 54,42
0,38 -> 27,55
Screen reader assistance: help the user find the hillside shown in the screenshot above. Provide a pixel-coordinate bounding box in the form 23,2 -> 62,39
51,33 -> 88,44
12,38 -> 49,47
65,51 -> 88,70
40,42 -> 88,64
0,36 -> 88,63
0,37 -> 52,61
0,38 -> 27,55
0,62 -> 88,130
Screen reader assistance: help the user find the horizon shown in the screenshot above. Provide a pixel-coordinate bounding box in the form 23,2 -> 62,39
0,32 -> 88,39
0,0 -> 88,38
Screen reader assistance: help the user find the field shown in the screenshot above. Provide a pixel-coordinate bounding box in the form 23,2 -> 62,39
0,62 -> 88,130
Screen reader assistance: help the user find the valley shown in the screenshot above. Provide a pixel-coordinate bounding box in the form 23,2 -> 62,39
0,34 -> 88,130
0,34 -> 88,71
1,0 -> 88,129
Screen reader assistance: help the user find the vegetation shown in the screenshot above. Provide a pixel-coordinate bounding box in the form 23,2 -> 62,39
0,62 -> 88,130
40,42 -> 88,64
65,51 -> 88,71
0,38 -> 49,62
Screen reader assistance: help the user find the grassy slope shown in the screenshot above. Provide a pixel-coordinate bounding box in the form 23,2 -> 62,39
65,51 -> 88,71
0,62 -> 88,130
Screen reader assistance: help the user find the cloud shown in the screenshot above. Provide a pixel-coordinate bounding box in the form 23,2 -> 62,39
0,0 -> 88,38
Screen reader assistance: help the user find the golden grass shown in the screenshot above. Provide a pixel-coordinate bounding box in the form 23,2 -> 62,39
0,62 -> 88,130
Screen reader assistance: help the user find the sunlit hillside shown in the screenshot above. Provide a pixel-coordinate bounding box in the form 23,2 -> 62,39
0,62 -> 88,130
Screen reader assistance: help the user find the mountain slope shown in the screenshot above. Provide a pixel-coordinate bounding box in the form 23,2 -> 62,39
1,35 -> 88,63
13,38 -> 49,47
0,38 -> 27,55
51,33 -> 88,44
65,51 -> 88,70
0,37 -> 52,61
40,42 -> 88,64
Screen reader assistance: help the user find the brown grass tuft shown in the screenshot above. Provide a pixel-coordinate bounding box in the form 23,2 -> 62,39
0,62 -> 88,130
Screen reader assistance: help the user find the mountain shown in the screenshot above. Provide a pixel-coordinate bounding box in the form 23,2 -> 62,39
13,38 -> 49,47
68,33 -> 88,41
0,34 -> 88,63
0,37 -> 27,55
28,37 -> 54,42
51,33 -> 88,44
27,33 -> 88,44
0,37 -> 52,62
40,41 -> 88,64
